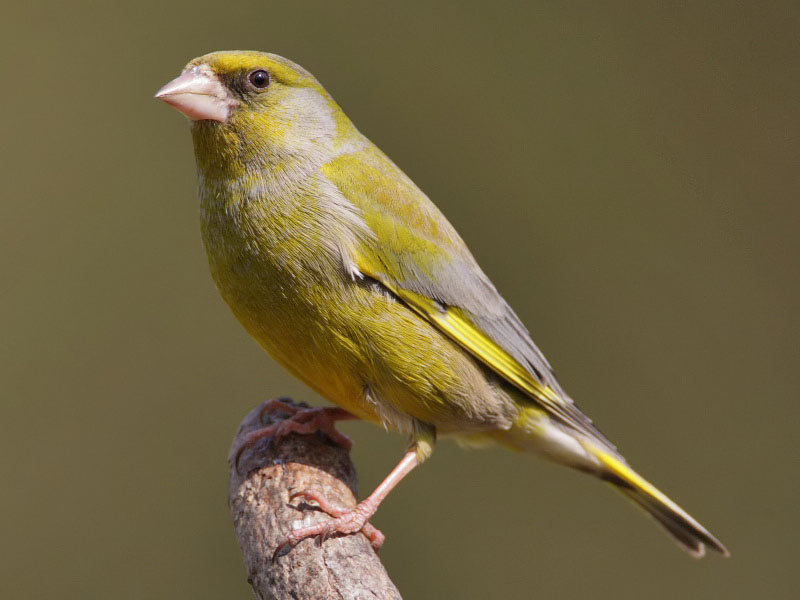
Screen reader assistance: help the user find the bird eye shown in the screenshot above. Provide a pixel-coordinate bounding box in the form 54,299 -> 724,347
247,69 -> 270,90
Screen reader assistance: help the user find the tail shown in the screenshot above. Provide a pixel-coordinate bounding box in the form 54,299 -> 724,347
584,441 -> 729,558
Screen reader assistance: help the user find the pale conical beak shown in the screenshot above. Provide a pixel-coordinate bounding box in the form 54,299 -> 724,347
155,66 -> 237,123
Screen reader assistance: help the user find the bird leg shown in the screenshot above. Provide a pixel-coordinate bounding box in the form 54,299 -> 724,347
275,445 -> 423,558
232,398 -> 359,470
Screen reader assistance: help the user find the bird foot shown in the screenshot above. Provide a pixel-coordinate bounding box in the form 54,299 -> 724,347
274,489 -> 385,559
232,399 -> 356,471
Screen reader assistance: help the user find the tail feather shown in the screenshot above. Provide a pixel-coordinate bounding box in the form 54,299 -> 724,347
586,441 -> 729,558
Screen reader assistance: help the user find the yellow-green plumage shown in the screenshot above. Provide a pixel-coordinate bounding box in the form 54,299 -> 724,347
162,50 -> 727,557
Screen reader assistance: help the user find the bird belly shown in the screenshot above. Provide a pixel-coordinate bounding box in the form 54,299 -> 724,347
209,249 -> 518,435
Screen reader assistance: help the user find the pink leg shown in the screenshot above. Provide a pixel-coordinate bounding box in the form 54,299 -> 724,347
275,447 -> 421,557
233,399 -> 359,470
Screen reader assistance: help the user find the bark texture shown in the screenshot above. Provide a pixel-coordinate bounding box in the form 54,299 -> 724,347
228,399 -> 402,600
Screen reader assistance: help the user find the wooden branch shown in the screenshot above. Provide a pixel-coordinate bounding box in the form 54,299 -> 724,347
228,399 -> 403,600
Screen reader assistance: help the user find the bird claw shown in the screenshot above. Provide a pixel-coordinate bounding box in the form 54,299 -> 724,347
231,399 -> 356,473
273,489 -> 385,559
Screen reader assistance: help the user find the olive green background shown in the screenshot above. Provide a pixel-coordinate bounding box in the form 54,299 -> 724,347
2,2 -> 797,598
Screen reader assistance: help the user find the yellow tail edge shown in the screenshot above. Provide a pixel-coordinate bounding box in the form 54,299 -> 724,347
584,442 -> 729,558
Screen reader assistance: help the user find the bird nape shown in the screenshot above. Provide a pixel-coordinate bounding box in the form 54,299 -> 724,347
156,50 -> 728,559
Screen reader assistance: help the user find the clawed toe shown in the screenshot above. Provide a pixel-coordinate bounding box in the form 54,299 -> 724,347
273,446 -> 421,559
274,490 -> 385,558
231,400 -> 358,472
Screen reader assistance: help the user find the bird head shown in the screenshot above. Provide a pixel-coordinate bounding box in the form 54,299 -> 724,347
156,51 -> 359,176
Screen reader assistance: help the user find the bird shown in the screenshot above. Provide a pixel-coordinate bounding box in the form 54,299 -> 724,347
156,50 -> 728,558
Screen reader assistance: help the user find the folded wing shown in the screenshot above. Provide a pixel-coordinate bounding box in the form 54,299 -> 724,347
324,148 -> 614,450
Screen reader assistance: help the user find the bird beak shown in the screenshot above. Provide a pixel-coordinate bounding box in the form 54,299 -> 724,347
155,65 -> 237,123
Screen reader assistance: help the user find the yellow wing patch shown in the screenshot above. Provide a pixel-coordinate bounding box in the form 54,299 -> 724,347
364,271 -> 568,413
355,256 -> 609,444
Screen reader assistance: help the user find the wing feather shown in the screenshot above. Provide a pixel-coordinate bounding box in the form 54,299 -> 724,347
324,147 -> 613,449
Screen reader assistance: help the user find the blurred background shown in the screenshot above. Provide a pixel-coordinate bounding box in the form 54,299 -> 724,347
1,1 -> 797,598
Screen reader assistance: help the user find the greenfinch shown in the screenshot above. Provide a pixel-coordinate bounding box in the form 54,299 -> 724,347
156,51 -> 727,557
